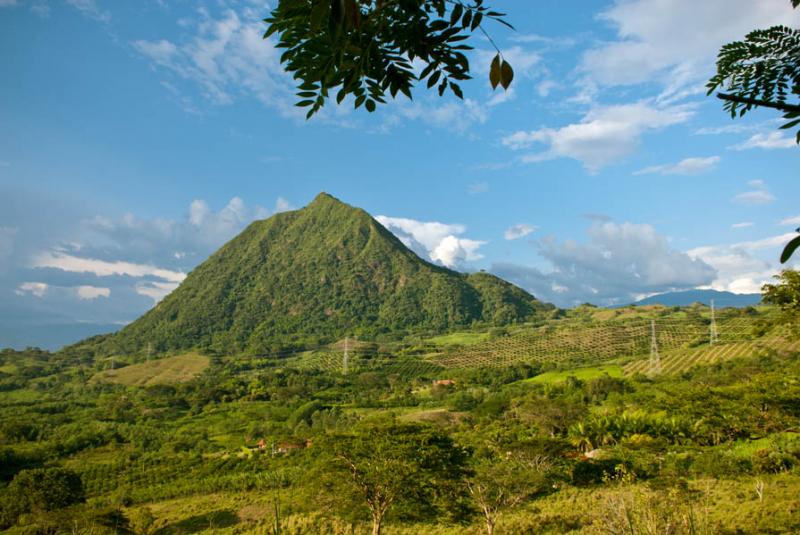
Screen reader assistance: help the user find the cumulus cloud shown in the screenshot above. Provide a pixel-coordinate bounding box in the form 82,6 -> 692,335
504,224 -> 537,241
634,156 -> 719,176
580,0 -> 798,100
374,216 -> 485,268
730,131 -> 798,150
687,232 -> 798,294
502,102 -> 693,171
492,221 -> 716,307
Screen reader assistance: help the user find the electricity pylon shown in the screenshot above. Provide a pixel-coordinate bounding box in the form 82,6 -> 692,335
343,336 -> 349,376
649,319 -> 661,375
709,299 -> 719,345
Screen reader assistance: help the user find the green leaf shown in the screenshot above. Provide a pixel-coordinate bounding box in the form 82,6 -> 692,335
365,99 -> 376,112
500,60 -> 514,90
780,235 -> 800,263
450,4 -> 463,26
489,54 -> 501,90
295,100 -> 315,107
450,82 -> 463,99
461,9 -> 472,29
471,12 -> 483,31
779,118 -> 800,130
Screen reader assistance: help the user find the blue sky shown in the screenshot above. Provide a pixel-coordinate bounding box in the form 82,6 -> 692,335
0,0 -> 798,348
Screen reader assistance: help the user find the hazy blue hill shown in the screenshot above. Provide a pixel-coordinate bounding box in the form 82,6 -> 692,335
100,193 -> 551,354
631,289 -> 761,308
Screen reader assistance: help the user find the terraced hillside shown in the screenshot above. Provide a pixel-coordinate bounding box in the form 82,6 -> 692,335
624,332 -> 800,376
428,315 -> 760,370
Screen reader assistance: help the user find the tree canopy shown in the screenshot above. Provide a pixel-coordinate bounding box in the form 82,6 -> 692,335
707,0 -> 800,263
263,0 -> 514,117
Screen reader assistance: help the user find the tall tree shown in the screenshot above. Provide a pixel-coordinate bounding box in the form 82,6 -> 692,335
263,0 -> 515,117
707,0 -> 800,263
314,423 -> 470,535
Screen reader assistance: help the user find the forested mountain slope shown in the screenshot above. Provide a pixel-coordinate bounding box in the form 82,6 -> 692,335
100,193 -> 550,354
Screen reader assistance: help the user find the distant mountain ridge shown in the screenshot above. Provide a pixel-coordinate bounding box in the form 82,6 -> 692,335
631,289 -> 761,308
93,193 -> 551,354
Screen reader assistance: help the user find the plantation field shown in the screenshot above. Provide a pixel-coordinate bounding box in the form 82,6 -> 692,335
426,331 -> 490,346
429,315 -> 759,370
624,334 -> 800,376
92,353 -> 210,386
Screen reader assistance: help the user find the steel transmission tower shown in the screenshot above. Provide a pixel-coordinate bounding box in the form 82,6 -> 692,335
709,299 -> 719,345
343,336 -> 349,376
649,319 -> 661,375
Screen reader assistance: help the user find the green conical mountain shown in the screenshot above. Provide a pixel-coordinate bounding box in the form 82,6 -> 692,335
106,193 -> 551,354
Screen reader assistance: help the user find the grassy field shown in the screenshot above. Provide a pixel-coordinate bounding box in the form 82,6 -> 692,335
525,364 -> 624,384
92,353 -> 210,386
427,331 -> 490,347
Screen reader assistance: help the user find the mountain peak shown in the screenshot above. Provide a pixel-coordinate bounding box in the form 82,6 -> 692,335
103,195 -> 551,354
309,191 -> 344,207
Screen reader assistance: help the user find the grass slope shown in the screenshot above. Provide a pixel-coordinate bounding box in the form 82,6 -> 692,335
92,353 -> 209,386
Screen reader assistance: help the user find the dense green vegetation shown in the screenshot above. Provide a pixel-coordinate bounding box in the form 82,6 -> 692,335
1,293 -> 799,533
89,193 -> 549,357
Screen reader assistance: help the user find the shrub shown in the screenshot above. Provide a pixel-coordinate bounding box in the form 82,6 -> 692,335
752,448 -> 793,474
0,467 -> 85,526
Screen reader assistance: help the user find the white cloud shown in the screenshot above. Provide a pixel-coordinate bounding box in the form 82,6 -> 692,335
274,197 -> 293,213
132,8 -> 297,116
694,124 -> 754,136
374,216 -> 485,268
504,224 -> 537,241
731,181 -> 776,205
536,80 -> 557,98
135,281 -> 179,303
32,251 -> 187,283
634,156 -> 719,176
65,0 -> 111,24
76,285 -> 110,300
16,282 -> 48,298
493,221 -> 716,307
391,98 -> 489,134
0,1 -> 17,8
731,131 -> 798,150
731,222 -> 754,229
581,0 -> 798,99
687,232 -> 797,294
502,102 -> 693,171
779,215 -> 800,227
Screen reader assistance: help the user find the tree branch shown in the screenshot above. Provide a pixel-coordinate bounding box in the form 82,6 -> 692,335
716,93 -> 800,113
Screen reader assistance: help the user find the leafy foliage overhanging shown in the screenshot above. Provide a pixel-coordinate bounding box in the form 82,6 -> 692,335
263,0 -> 514,118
